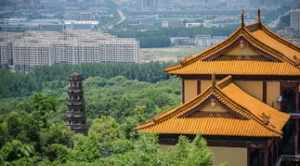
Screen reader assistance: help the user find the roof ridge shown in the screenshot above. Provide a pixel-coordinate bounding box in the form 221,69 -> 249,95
153,87 -> 212,123
165,26 -> 245,72
137,77 -> 284,136
210,27 -> 295,65
260,24 -> 300,52
247,22 -> 300,52
135,88 -> 212,130
152,76 -> 235,123
246,23 -> 262,32
242,26 -> 296,65
136,76 -> 231,130
215,83 -> 283,136
165,23 -> 300,74
216,75 -> 232,88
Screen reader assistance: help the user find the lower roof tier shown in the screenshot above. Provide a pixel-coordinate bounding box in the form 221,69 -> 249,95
137,76 -> 290,138
167,61 -> 300,76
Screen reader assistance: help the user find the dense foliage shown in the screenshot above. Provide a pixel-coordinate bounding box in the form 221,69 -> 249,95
0,62 -> 170,98
0,63 -> 216,165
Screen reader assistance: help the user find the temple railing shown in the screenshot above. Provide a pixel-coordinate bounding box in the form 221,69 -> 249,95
275,155 -> 300,166
290,113 -> 300,120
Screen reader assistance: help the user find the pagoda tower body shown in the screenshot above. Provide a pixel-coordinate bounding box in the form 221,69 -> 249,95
65,72 -> 87,133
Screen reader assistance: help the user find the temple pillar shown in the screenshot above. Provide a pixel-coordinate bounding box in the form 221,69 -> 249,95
270,140 -> 274,166
263,146 -> 269,166
181,79 -> 185,103
295,82 -> 299,155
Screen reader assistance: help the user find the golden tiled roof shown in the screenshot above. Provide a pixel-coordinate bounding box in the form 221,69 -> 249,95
137,76 -> 290,137
251,27 -> 300,64
168,60 -> 300,76
165,21 -> 300,76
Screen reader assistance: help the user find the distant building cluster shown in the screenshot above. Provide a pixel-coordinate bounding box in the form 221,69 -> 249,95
137,0 -> 158,11
0,30 -> 140,72
170,35 -> 226,48
0,18 -> 100,32
64,20 -> 99,30
290,9 -> 300,32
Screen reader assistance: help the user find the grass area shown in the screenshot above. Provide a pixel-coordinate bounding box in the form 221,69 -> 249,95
141,47 -> 201,62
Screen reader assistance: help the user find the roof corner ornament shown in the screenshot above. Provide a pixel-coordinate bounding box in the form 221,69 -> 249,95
257,8 -> 262,24
241,9 -> 245,27
293,55 -> 300,66
261,112 -> 270,125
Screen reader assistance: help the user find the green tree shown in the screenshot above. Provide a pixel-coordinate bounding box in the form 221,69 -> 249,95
40,123 -> 73,152
69,134 -> 100,162
183,135 -> 213,166
0,122 -> 8,148
45,144 -> 69,163
88,116 -> 121,143
0,140 -> 34,163
163,135 -> 213,166
17,93 -> 57,128
5,112 -> 40,145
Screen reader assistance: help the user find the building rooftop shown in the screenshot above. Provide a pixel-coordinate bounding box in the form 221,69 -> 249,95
165,14 -> 300,76
167,61 -> 300,76
137,76 -> 290,137
137,10 -> 296,138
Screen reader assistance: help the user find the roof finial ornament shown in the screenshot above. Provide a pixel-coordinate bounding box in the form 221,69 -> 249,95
257,8 -> 261,24
241,9 -> 245,27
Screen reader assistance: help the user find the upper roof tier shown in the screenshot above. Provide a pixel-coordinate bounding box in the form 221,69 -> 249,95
165,12 -> 300,76
137,76 -> 290,137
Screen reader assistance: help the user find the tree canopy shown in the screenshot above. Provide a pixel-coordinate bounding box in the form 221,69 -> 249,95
0,63 -> 217,165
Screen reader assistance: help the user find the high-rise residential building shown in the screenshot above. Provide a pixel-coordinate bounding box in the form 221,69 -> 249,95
195,35 -> 226,50
0,32 -> 21,68
0,43 -> 9,68
0,30 -> 140,72
290,9 -> 300,32
137,0 -> 158,11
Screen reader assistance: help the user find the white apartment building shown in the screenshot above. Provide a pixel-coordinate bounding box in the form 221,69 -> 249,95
291,9 -> 300,32
195,35 -> 226,50
0,30 -> 139,72
0,43 -> 9,68
0,32 -> 22,68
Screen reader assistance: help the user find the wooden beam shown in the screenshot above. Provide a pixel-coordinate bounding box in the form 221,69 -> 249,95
182,79 -> 185,104
263,81 -> 267,103
264,146 -> 269,166
197,80 -> 201,95
181,75 -> 300,81
207,141 -> 247,147
270,139 -> 274,166
295,82 -> 299,155
247,145 -> 253,166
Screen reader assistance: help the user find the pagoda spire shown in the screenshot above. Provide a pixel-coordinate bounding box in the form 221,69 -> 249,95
241,9 -> 245,27
257,8 -> 261,24
65,72 -> 87,134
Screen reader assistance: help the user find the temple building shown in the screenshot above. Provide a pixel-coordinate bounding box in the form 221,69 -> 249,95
137,10 -> 300,166
65,72 -> 87,133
